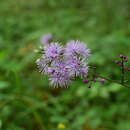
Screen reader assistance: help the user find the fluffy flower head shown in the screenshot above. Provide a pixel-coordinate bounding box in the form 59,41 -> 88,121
65,40 -> 90,58
36,38 -> 90,88
66,56 -> 88,78
44,42 -> 63,61
36,57 -> 50,74
49,61 -> 71,87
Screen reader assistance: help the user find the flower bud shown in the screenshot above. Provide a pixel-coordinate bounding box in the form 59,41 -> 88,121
83,80 -> 89,84
123,56 -> 127,59
119,55 -> 124,59
99,79 -> 105,84
124,59 -> 128,63
115,60 -> 121,64
127,68 -> 130,71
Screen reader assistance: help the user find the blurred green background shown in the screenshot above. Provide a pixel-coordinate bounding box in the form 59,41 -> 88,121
0,0 -> 130,130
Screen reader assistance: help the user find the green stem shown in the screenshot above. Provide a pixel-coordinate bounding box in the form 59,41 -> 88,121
121,59 -> 125,84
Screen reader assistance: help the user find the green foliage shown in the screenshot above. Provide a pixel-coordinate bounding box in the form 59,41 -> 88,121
0,0 -> 130,130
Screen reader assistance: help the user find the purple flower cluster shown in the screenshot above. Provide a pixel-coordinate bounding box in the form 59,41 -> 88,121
36,35 -> 90,88
115,54 -> 130,71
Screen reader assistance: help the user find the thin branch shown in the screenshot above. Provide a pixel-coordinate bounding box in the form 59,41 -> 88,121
96,74 -> 130,88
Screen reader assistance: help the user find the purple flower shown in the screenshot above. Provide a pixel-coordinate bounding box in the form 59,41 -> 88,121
36,57 -> 50,74
48,67 -> 55,74
119,55 -> 127,60
40,33 -> 52,45
49,62 -> 71,87
65,40 -> 90,58
44,42 -> 63,61
36,39 -> 90,88
66,56 -> 88,78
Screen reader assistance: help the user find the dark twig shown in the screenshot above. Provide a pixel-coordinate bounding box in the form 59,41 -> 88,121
95,74 -> 130,88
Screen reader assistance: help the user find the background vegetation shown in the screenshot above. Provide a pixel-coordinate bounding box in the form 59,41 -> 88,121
0,0 -> 130,130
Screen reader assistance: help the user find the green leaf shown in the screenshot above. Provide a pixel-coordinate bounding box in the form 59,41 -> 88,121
0,81 -> 9,89
108,83 -> 121,92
